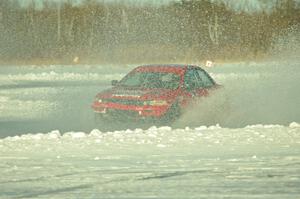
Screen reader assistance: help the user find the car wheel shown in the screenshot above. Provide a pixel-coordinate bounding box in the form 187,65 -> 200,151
160,102 -> 181,125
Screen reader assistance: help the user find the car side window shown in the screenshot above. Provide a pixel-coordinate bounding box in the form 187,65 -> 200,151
184,69 -> 199,90
196,69 -> 215,88
120,72 -> 142,87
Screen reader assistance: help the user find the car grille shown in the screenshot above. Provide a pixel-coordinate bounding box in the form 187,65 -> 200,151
103,98 -> 144,106
107,109 -> 139,118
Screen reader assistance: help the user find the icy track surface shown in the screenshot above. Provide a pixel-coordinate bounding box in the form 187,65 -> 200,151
1,123 -> 300,198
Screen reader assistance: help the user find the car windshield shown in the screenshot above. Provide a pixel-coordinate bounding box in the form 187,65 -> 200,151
119,71 -> 180,89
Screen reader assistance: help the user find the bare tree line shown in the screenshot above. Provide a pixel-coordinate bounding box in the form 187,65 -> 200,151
0,0 -> 299,64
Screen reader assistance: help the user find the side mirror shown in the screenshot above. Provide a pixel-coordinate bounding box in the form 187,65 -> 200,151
111,80 -> 119,86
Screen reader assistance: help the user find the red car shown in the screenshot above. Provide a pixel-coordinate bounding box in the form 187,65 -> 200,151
92,64 -> 220,122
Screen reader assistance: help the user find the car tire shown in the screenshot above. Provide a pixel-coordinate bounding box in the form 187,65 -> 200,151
160,101 -> 181,125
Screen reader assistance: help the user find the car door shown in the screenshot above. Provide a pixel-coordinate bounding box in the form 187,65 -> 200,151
179,68 -> 203,106
185,67 -> 211,95
195,68 -> 216,90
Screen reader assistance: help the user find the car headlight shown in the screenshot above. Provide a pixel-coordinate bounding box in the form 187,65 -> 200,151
95,96 -> 102,103
143,100 -> 168,106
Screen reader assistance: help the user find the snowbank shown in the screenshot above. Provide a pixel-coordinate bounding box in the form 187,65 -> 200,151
1,123 -> 299,157
1,123 -> 299,198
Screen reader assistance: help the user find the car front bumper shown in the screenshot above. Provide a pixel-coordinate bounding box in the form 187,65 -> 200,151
92,101 -> 170,118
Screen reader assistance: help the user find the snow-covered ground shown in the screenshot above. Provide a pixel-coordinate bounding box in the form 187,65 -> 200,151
0,62 -> 300,198
1,124 -> 300,198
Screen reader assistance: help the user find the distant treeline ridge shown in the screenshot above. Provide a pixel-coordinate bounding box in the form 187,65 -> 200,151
0,0 -> 299,64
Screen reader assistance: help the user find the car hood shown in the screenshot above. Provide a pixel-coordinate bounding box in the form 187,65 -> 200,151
97,86 -> 177,100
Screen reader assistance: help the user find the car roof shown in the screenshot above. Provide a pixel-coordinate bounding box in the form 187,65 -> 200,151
136,64 -> 204,72
140,64 -> 186,68
134,64 -> 185,74
138,64 -> 200,68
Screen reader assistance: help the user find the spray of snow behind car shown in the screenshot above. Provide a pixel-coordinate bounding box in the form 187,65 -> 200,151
174,26 -> 300,128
